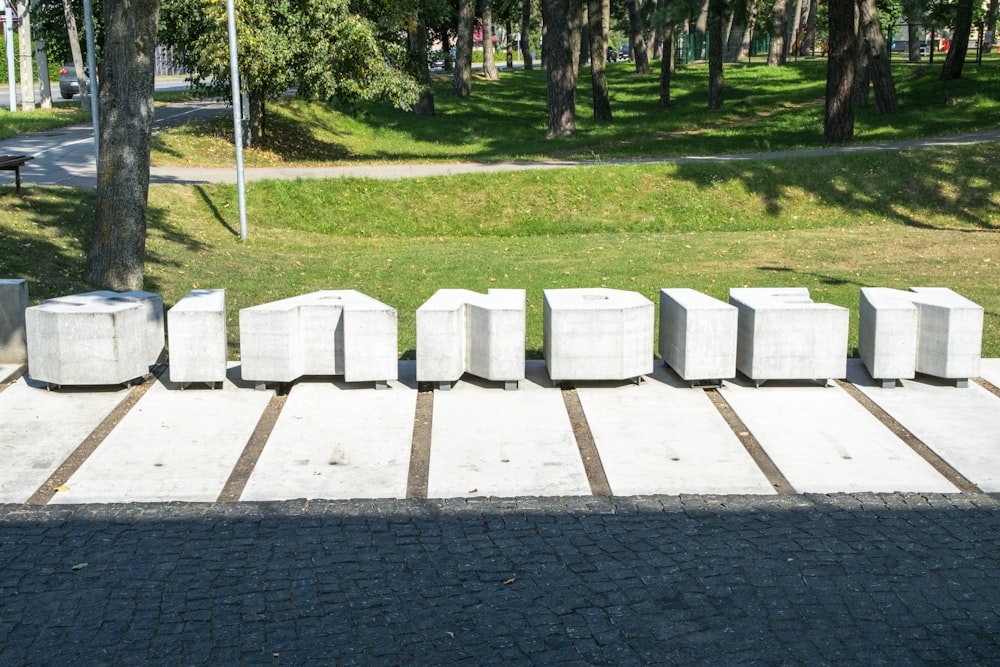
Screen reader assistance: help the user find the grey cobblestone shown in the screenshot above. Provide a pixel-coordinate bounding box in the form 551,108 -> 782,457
2,493 -> 1000,664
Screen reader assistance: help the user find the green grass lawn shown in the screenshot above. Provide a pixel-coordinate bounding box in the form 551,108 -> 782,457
150,57 -> 1000,166
2,56 -> 998,360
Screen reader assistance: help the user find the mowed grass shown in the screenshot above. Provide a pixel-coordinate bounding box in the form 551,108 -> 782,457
2,142 -> 997,359
150,56 -> 1000,167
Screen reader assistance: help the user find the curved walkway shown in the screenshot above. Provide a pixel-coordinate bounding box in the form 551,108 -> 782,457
1,99 -> 998,187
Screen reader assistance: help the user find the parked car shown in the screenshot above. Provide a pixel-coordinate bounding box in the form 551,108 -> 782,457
58,62 -> 93,99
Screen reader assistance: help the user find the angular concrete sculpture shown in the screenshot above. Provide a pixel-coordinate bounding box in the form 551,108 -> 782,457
168,289 -> 227,388
543,288 -> 653,383
728,287 -> 848,386
659,288 -> 737,387
25,290 -> 165,387
858,287 -> 919,388
859,287 -> 983,388
417,288 -> 526,390
0,278 -> 28,364
239,290 -> 397,389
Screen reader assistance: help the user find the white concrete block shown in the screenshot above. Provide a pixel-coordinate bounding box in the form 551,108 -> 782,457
416,288 -> 525,387
239,290 -> 397,386
543,288 -> 654,382
909,287 -> 983,381
25,290 -> 165,386
659,288 -> 737,383
0,278 -> 28,364
728,287 -> 848,383
168,289 -> 227,385
857,287 -> 983,386
858,287 -> 919,385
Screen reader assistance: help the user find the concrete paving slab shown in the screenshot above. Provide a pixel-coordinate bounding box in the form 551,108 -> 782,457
50,365 -> 272,504
849,360 -> 1000,492
981,359 -> 1000,386
576,364 -> 776,495
719,373 -> 959,494
240,363 -> 417,501
0,376 -> 128,503
427,360 -> 591,498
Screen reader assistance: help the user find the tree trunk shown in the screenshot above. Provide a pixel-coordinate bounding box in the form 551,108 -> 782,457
542,0 -> 584,138
789,0 -> 803,56
738,0 -> 760,59
587,0 -> 612,120
482,0 -> 499,79
86,0 -> 160,291
628,0 -> 650,73
454,0 -> 474,96
986,0 -> 998,52
647,0 -> 662,61
907,22 -> 921,62
61,0 -> 89,108
246,90 -> 266,147
857,0 -> 897,113
659,27 -> 674,106
17,0 -> 34,112
408,12 -> 436,117
708,0 -> 728,109
521,0 -> 534,70
801,0 -> 819,54
824,0 -> 856,143
767,0 -> 791,65
941,0 -> 973,80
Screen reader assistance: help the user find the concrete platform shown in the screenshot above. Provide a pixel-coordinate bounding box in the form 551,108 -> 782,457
0,359 -> 998,503
576,365 -> 775,495
427,361 -> 591,498
240,364 -> 418,501
850,360 -> 1000,492
719,373 -> 960,494
0,377 -> 128,503
50,365 -> 272,504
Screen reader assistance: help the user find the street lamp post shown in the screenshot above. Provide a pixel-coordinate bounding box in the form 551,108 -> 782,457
225,0 -> 248,241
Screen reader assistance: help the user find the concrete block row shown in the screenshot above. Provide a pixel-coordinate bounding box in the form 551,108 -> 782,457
5,282 -> 984,390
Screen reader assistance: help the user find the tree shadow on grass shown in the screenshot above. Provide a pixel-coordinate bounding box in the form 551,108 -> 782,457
669,143 -> 1000,233
0,186 -> 209,305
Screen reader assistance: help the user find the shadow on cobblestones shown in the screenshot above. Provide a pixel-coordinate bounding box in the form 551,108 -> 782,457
2,494 -> 1000,665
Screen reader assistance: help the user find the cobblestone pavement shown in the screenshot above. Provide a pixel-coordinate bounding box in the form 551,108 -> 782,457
3,493 -> 1000,665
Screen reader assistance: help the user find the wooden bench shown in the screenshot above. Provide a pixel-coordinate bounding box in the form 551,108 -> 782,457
0,155 -> 33,193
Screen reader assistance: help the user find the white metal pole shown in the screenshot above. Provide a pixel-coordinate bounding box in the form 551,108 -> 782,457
225,0 -> 248,241
4,2 -> 15,112
82,0 -> 98,163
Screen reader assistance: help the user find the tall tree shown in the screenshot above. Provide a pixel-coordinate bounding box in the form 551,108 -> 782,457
482,0 -> 499,79
824,0 -> 856,143
767,0 -> 791,64
86,0 -> 160,291
659,25 -> 674,106
587,0 -> 612,119
857,0 -> 898,113
801,0 -> 819,54
542,0 -> 584,137
521,0 -> 534,69
940,0 -> 974,79
708,0 -> 729,109
986,0 -> 998,51
61,0 -> 89,107
627,0 -> 651,72
454,0 -> 474,95
407,9 -> 436,116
